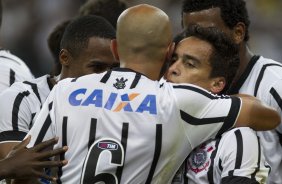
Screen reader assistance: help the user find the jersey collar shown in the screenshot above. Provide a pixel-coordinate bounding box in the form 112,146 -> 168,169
227,55 -> 260,94
111,67 -> 151,79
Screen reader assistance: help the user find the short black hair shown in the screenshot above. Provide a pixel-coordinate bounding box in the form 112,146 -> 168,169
175,25 -> 240,94
78,0 -> 127,28
182,0 -> 250,41
48,20 -> 71,76
48,20 -> 71,62
60,15 -> 116,59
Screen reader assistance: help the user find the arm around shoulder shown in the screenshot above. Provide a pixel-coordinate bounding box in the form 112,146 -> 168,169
233,94 -> 280,130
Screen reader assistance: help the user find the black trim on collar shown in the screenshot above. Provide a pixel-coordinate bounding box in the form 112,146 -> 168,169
47,76 -> 54,91
228,55 -> 260,95
111,67 -> 151,79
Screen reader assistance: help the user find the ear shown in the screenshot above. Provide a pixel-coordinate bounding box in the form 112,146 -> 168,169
210,77 -> 226,94
110,39 -> 119,61
166,42 -> 175,62
233,22 -> 246,44
59,49 -> 70,66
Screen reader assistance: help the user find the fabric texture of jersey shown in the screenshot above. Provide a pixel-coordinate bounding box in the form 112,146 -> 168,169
228,55 -> 282,184
0,75 -> 52,143
0,50 -> 33,92
176,127 -> 269,184
27,68 -> 241,183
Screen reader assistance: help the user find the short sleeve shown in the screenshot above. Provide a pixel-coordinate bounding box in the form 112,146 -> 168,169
219,127 -> 269,183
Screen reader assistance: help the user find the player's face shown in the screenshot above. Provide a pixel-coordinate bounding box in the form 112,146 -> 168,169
71,37 -> 119,77
182,8 -> 234,41
166,37 -> 214,91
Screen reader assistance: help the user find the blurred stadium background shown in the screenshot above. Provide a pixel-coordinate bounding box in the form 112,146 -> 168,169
1,0 -> 281,77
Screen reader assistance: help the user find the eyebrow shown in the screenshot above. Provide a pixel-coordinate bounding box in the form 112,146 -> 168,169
182,54 -> 201,65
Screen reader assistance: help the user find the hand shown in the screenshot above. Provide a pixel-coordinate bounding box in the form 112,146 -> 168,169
2,136 -> 68,181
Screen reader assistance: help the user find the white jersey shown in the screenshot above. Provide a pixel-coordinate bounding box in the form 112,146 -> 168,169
0,50 -> 33,92
27,68 -> 241,183
173,127 -> 269,184
0,75 -> 52,143
228,55 -> 282,184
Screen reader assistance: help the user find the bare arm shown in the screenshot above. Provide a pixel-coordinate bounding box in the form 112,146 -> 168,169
0,136 -> 67,181
233,94 -> 280,130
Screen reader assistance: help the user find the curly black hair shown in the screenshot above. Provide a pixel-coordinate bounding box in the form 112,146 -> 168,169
182,0 -> 250,41
174,25 -> 240,94
78,0 -> 128,29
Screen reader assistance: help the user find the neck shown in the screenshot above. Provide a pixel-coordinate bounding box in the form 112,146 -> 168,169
59,68 -> 70,81
233,43 -> 254,84
48,77 -> 57,87
48,75 -> 61,87
120,59 -> 163,81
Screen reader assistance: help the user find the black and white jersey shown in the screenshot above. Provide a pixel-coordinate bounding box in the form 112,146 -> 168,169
228,55 -> 282,184
27,68 -> 241,183
0,50 -> 33,92
0,75 -> 52,143
174,127 -> 269,184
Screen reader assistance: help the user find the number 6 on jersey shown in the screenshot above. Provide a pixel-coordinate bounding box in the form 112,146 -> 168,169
80,138 -> 124,184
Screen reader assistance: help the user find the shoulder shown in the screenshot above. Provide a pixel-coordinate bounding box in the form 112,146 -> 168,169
7,76 -> 48,93
219,127 -> 257,147
0,50 -> 32,72
222,127 -> 256,138
169,83 -> 223,106
257,56 -> 282,80
0,50 -> 25,64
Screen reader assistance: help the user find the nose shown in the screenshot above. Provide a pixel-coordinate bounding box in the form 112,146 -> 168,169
168,61 -> 181,76
165,60 -> 181,80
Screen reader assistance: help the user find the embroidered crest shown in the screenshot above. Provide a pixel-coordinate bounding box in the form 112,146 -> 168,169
187,142 -> 215,173
113,77 -> 128,89
191,149 -> 207,167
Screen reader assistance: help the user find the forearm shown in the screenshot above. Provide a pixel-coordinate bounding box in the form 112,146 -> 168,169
233,95 -> 280,130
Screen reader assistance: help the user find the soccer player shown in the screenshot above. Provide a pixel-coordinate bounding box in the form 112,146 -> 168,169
182,0 -> 282,183
168,26 -> 269,184
18,4 -> 279,183
0,15 -> 117,161
0,136 -> 67,181
0,0 -> 33,92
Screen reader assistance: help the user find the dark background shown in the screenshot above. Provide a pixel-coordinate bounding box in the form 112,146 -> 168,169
1,0 -> 281,77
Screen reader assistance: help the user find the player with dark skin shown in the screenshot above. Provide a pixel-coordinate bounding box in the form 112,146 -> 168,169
0,136 -> 67,182
0,15 -> 118,161
0,16 -> 117,184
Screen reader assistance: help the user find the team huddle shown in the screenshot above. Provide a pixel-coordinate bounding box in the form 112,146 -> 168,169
0,0 -> 281,184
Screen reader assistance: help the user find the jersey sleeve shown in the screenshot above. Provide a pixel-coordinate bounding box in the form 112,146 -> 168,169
26,86 -> 57,148
0,84 -> 32,143
173,84 -> 241,149
0,62 -> 33,92
219,127 -> 270,183
268,80 -> 282,133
